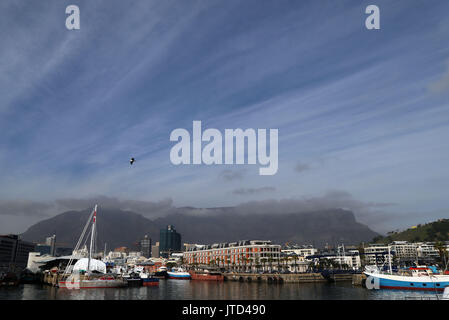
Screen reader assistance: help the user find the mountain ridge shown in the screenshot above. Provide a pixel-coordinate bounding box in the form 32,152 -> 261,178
373,218 -> 449,243
21,207 -> 379,249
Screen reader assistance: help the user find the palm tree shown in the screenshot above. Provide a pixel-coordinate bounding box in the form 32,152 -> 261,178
307,261 -> 315,273
434,241 -> 448,271
179,256 -> 185,268
255,257 -> 261,273
293,254 -> 299,273
261,257 -> 267,272
276,256 -> 281,272
283,256 -> 290,272
267,257 -> 274,273
247,256 -> 253,273
240,255 -> 245,272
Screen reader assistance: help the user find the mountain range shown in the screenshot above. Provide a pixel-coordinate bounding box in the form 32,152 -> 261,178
21,206 -> 379,249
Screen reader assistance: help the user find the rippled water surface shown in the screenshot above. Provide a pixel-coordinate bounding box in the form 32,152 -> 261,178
0,281 -> 443,300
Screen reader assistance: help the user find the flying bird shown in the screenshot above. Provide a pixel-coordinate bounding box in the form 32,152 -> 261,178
130,157 -> 135,165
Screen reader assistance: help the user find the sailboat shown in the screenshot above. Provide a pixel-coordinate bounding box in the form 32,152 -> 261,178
58,205 -> 127,289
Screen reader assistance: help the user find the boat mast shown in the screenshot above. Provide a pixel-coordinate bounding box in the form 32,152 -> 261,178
388,245 -> 392,274
87,204 -> 98,273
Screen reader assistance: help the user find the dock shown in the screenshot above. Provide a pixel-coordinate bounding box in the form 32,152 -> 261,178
223,272 -> 327,283
352,273 -> 367,286
40,270 -> 366,286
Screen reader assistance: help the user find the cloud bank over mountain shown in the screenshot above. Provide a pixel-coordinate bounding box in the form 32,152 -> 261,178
0,191 -> 404,235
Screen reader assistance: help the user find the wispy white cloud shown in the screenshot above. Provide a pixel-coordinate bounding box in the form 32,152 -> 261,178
1,0 -> 449,234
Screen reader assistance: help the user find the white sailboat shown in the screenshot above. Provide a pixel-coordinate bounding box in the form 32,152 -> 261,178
58,205 -> 126,289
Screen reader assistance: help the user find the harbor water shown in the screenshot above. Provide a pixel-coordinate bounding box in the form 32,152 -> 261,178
0,280 -> 444,300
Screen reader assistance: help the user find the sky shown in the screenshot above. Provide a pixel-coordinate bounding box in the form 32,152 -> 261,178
0,0 -> 449,235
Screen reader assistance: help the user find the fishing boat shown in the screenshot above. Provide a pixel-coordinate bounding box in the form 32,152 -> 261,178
363,246 -> 449,291
58,205 -> 126,289
167,267 -> 191,280
155,266 -> 168,278
365,266 -> 449,291
124,272 -> 143,287
140,273 -> 160,286
189,269 -> 224,281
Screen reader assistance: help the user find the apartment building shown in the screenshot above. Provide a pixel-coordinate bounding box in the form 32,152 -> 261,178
364,244 -> 393,265
184,240 -> 281,272
281,245 -> 318,259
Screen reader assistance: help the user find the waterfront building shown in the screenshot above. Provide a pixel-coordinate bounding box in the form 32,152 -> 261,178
26,252 -> 49,273
114,246 -> 128,253
45,235 -> 56,256
104,250 -> 127,269
126,253 -> 146,267
281,245 -> 318,259
106,251 -> 127,259
325,249 -> 361,270
140,235 -> 152,258
416,242 -> 440,259
391,241 -> 418,263
55,247 -> 73,256
160,225 -> 181,258
363,241 -> 448,266
128,251 -> 142,258
170,252 -> 184,263
35,244 -> 51,256
72,245 -> 89,258
364,244 -> 393,266
152,242 -> 160,258
184,240 -> 281,272
0,234 -> 36,273
279,252 -> 309,272
183,243 -> 200,251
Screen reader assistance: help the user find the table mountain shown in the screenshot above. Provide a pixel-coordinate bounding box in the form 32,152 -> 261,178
21,207 -> 378,249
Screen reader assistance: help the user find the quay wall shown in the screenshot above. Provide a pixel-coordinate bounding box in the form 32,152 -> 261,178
352,273 -> 367,287
41,271 -> 365,286
223,273 -> 327,283
42,272 -> 89,287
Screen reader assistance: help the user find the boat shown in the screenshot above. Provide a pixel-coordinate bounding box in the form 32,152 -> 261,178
155,266 -> 168,278
363,245 -> 449,292
0,272 -> 19,287
58,205 -> 126,289
124,272 -> 143,287
167,267 -> 191,280
189,269 -> 224,281
364,266 -> 449,292
140,273 -> 160,286
19,269 -> 40,284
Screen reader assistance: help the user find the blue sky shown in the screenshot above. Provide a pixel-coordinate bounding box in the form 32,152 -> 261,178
0,0 -> 449,234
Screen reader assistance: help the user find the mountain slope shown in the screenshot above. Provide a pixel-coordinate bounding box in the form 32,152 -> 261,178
21,208 -> 160,250
154,208 -> 378,247
373,219 -> 449,243
21,207 -> 379,249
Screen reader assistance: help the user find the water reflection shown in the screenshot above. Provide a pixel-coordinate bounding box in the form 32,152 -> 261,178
0,280 -> 443,300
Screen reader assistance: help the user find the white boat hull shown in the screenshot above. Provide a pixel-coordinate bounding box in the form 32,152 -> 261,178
364,271 -> 449,291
